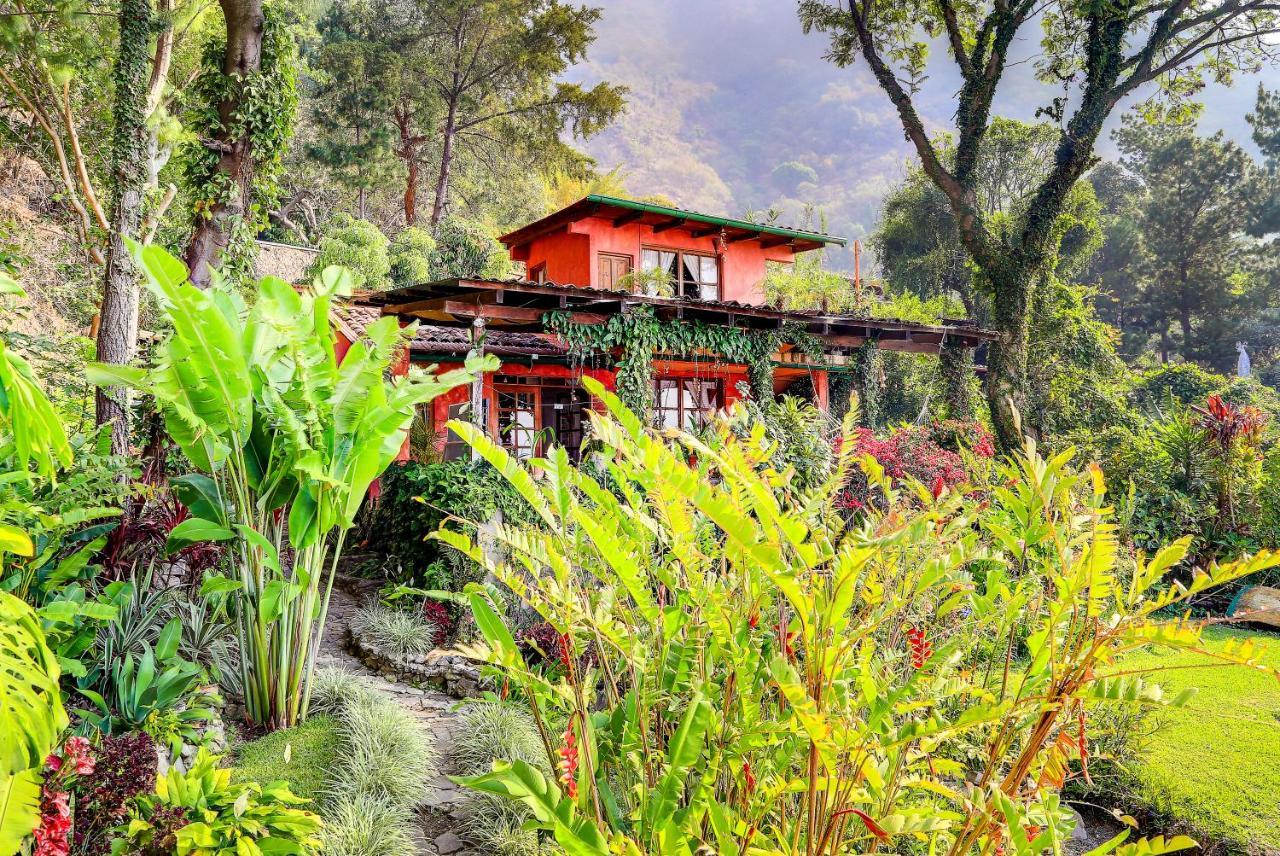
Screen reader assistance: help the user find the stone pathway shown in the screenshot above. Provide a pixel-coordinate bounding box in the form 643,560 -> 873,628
317,579 -> 475,856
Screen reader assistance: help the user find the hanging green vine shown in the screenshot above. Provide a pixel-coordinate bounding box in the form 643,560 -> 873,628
828,370 -> 856,422
939,341 -> 975,420
544,308 -> 826,416
853,340 -> 882,428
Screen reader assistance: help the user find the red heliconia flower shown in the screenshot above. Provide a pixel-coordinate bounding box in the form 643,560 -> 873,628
931,475 -> 946,500
748,611 -> 759,630
905,625 -> 933,669
34,789 -> 71,856
63,736 -> 95,776
742,761 -> 756,795
557,724 -> 579,799
1025,825 -> 1043,843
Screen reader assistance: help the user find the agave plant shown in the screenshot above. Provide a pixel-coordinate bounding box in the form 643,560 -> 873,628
442,379 -> 1280,856
88,243 -> 493,729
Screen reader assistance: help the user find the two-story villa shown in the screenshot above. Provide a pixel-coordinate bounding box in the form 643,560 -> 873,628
340,195 -> 991,461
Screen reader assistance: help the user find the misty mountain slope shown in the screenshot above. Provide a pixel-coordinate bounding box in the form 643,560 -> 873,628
569,0 -> 1269,269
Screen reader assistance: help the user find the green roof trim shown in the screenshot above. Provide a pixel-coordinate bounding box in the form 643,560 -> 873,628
583,194 -> 847,247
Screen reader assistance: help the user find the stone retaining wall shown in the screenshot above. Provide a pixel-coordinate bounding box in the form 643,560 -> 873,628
345,626 -> 490,699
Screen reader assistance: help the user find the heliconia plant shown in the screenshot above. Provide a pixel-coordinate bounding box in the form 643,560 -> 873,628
440,378 -> 1279,856
88,243 -> 494,729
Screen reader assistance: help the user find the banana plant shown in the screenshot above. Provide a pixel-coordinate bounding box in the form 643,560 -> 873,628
88,243 -> 493,729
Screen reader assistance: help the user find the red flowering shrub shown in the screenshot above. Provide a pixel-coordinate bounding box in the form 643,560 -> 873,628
515,622 -> 598,673
838,424 -> 973,511
420,600 -> 453,647
71,732 -> 158,855
516,621 -> 562,666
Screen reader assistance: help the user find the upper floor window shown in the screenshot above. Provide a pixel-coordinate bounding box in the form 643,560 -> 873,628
598,252 -> 632,291
642,248 -> 720,301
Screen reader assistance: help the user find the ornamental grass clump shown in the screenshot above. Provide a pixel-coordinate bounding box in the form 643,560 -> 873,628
87,243 -> 493,730
327,684 -> 436,808
350,603 -> 440,658
452,700 -> 555,856
318,791 -> 416,856
452,700 -> 551,777
296,668 -> 434,856
439,377 -> 1280,856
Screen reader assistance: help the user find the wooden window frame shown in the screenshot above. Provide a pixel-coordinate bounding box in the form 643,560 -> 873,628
653,377 -> 723,431
529,261 -> 548,284
493,385 -> 542,460
641,246 -> 720,301
597,252 -> 633,291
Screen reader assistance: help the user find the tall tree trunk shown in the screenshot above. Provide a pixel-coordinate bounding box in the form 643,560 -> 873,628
183,0 -> 265,286
1178,270 -> 1194,362
984,266 -> 1033,451
96,0 -> 152,456
404,156 -> 418,226
429,101 -> 457,228
394,102 -> 421,226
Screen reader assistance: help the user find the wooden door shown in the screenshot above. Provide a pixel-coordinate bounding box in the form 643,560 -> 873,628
597,253 -> 632,291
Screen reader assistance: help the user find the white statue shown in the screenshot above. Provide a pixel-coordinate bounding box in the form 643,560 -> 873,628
1237,341 -> 1251,378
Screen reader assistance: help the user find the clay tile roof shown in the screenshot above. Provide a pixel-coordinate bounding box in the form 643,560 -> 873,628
333,301 -> 567,358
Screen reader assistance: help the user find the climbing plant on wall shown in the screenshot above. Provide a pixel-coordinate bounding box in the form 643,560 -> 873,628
544,307 -> 825,417
940,341 -> 976,420
853,340 -> 882,428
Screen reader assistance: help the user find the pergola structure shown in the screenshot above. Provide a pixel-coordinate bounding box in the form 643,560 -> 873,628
363,277 -> 994,356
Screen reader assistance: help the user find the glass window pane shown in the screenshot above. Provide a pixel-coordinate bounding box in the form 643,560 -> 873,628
698,282 -> 719,301
700,256 -> 718,283
682,255 -> 699,284
690,380 -> 716,409
642,249 -> 659,271
662,251 -> 678,278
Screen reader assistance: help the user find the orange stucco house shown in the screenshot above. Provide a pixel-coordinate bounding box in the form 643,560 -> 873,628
337,195 -> 991,462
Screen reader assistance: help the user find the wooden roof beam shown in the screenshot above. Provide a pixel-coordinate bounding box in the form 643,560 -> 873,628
613,209 -> 644,227
727,230 -> 762,243
652,217 -> 687,233
405,301 -> 608,327
760,235 -> 795,249
690,226 -> 721,238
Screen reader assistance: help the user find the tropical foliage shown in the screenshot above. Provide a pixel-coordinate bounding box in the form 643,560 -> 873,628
85,244 -> 493,728
110,748 -> 322,856
439,380 -> 1277,855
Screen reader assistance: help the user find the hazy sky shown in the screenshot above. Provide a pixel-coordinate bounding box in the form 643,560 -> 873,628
569,0 -> 1276,259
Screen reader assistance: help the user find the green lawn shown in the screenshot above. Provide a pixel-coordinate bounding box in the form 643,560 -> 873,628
1118,625 -> 1280,853
232,714 -> 341,803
